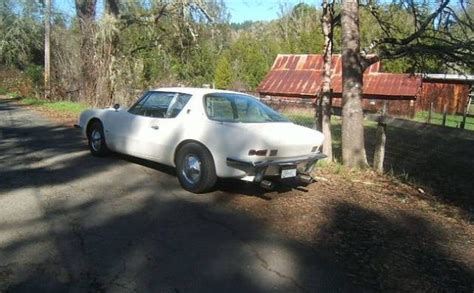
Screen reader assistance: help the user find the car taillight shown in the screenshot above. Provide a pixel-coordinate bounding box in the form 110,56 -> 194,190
248,149 -> 268,156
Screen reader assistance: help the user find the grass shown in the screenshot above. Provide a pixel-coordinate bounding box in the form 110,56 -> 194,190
286,109 -> 474,131
413,111 -> 474,131
19,97 -> 88,115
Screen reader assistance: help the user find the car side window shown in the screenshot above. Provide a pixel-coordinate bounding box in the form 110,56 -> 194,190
205,96 -> 235,121
234,96 -> 267,122
129,92 -> 191,118
166,94 -> 192,118
128,93 -> 150,116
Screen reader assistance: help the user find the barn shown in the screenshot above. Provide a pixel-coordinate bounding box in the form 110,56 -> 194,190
418,74 -> 473,115
257,54 -> 424,117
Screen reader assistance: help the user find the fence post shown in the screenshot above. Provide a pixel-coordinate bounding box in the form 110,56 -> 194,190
442,104 -> 447,126
373,101 -> 388,173
461,89 -> 472,129
427,101 -> 433,123
374,119 -> 386,173
382,100 -> 388,116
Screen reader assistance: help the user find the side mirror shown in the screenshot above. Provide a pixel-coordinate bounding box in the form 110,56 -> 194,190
113,103 -> 120,111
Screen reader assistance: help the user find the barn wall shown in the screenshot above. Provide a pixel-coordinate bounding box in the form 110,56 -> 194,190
261,96 -> 415,118
260,96 -> 315,116
331,98 -> 415,117
418,82 -> 470,114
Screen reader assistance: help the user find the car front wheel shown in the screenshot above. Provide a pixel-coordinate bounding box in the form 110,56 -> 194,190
176,143 -> 217,193
87,121 -> 110,157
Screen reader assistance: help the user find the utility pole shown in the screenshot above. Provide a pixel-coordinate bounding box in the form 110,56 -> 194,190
44,0 -> 51,99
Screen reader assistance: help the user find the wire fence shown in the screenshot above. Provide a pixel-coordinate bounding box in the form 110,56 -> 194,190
259,95 -> 474,131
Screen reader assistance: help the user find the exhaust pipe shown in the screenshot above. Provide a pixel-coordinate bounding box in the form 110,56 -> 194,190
297,174 -> 314,184
260,180 -> 274,190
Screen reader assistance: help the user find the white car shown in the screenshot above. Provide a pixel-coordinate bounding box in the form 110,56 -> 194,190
77,88 -> 326,193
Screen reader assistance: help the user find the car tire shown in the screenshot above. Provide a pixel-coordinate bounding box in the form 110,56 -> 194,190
87,121 -> 110,157
176,142 -> 217,193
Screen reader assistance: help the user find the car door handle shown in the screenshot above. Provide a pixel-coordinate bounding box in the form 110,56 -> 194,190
151,125 -> 159,130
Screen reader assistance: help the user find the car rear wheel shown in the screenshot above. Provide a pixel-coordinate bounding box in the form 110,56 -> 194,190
87,121 -> 110,157
176,142 -> 217,193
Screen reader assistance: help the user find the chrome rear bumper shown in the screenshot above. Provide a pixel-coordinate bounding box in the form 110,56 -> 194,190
226,153 -> 327,182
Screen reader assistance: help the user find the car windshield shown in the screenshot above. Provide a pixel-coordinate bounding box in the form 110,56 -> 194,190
204,93 -> 289,123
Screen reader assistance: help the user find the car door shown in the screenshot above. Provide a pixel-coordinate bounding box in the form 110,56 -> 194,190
108,91 -> 191,163
137,92 -> 192,163
102,108 -> 137,154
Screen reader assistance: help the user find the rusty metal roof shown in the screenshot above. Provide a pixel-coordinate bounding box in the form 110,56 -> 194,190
331,73 -> 422,99
257,54 -> 421,99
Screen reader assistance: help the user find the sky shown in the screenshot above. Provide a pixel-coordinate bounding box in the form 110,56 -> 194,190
55,0 -> 318,23
224,0 -> 316,23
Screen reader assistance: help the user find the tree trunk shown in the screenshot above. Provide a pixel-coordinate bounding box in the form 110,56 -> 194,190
373,120 -> 386,173
319,0 -> 334,160
104,0 -> 120,105
341,0 -> 368,168
75,0 -> 97,103
44,0 -> 51,99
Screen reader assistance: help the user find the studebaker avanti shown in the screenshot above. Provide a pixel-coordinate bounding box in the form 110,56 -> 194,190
77,87 -> 326,193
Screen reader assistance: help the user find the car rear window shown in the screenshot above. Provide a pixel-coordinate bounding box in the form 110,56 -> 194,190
204,93 -> 288,123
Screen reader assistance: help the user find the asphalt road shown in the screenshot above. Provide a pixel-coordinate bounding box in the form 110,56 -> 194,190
0,98 -> 355,292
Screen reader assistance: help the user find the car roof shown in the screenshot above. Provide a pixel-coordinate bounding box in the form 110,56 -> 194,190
150,87 -> 256,97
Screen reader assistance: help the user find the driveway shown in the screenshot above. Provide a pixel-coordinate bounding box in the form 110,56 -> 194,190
0,98 -> 355,292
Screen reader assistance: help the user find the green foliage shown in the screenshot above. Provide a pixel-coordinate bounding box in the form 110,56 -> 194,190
277,3 -> 324,54
25,65 -> 43,87
0,0 -> 471,102
359,1 -> 473,73
230,20 -> 257,30
229,34 -> 273,90
214,54 -> 233,89
382,58 -> 412,73
0,1 -> 43,67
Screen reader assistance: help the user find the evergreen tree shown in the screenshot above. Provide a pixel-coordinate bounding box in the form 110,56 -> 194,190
214,54 -> 233,89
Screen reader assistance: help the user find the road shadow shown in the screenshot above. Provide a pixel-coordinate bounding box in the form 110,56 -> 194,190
0,181 -> 357,292
315,202 -> 474,291
0,120 -> 122,192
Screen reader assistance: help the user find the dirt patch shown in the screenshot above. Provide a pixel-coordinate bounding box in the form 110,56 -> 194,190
212,168 -> 474,291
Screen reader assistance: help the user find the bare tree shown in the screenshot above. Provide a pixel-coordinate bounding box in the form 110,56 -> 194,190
75,0 -> 97,103
361,0 -> 472,71
318,0 -> 339,160
44,0 -> 51,99
341,0 -> 369,168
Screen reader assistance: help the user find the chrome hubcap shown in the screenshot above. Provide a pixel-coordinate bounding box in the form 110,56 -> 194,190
91,129 -> 102,151
182,154 -> 201,185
